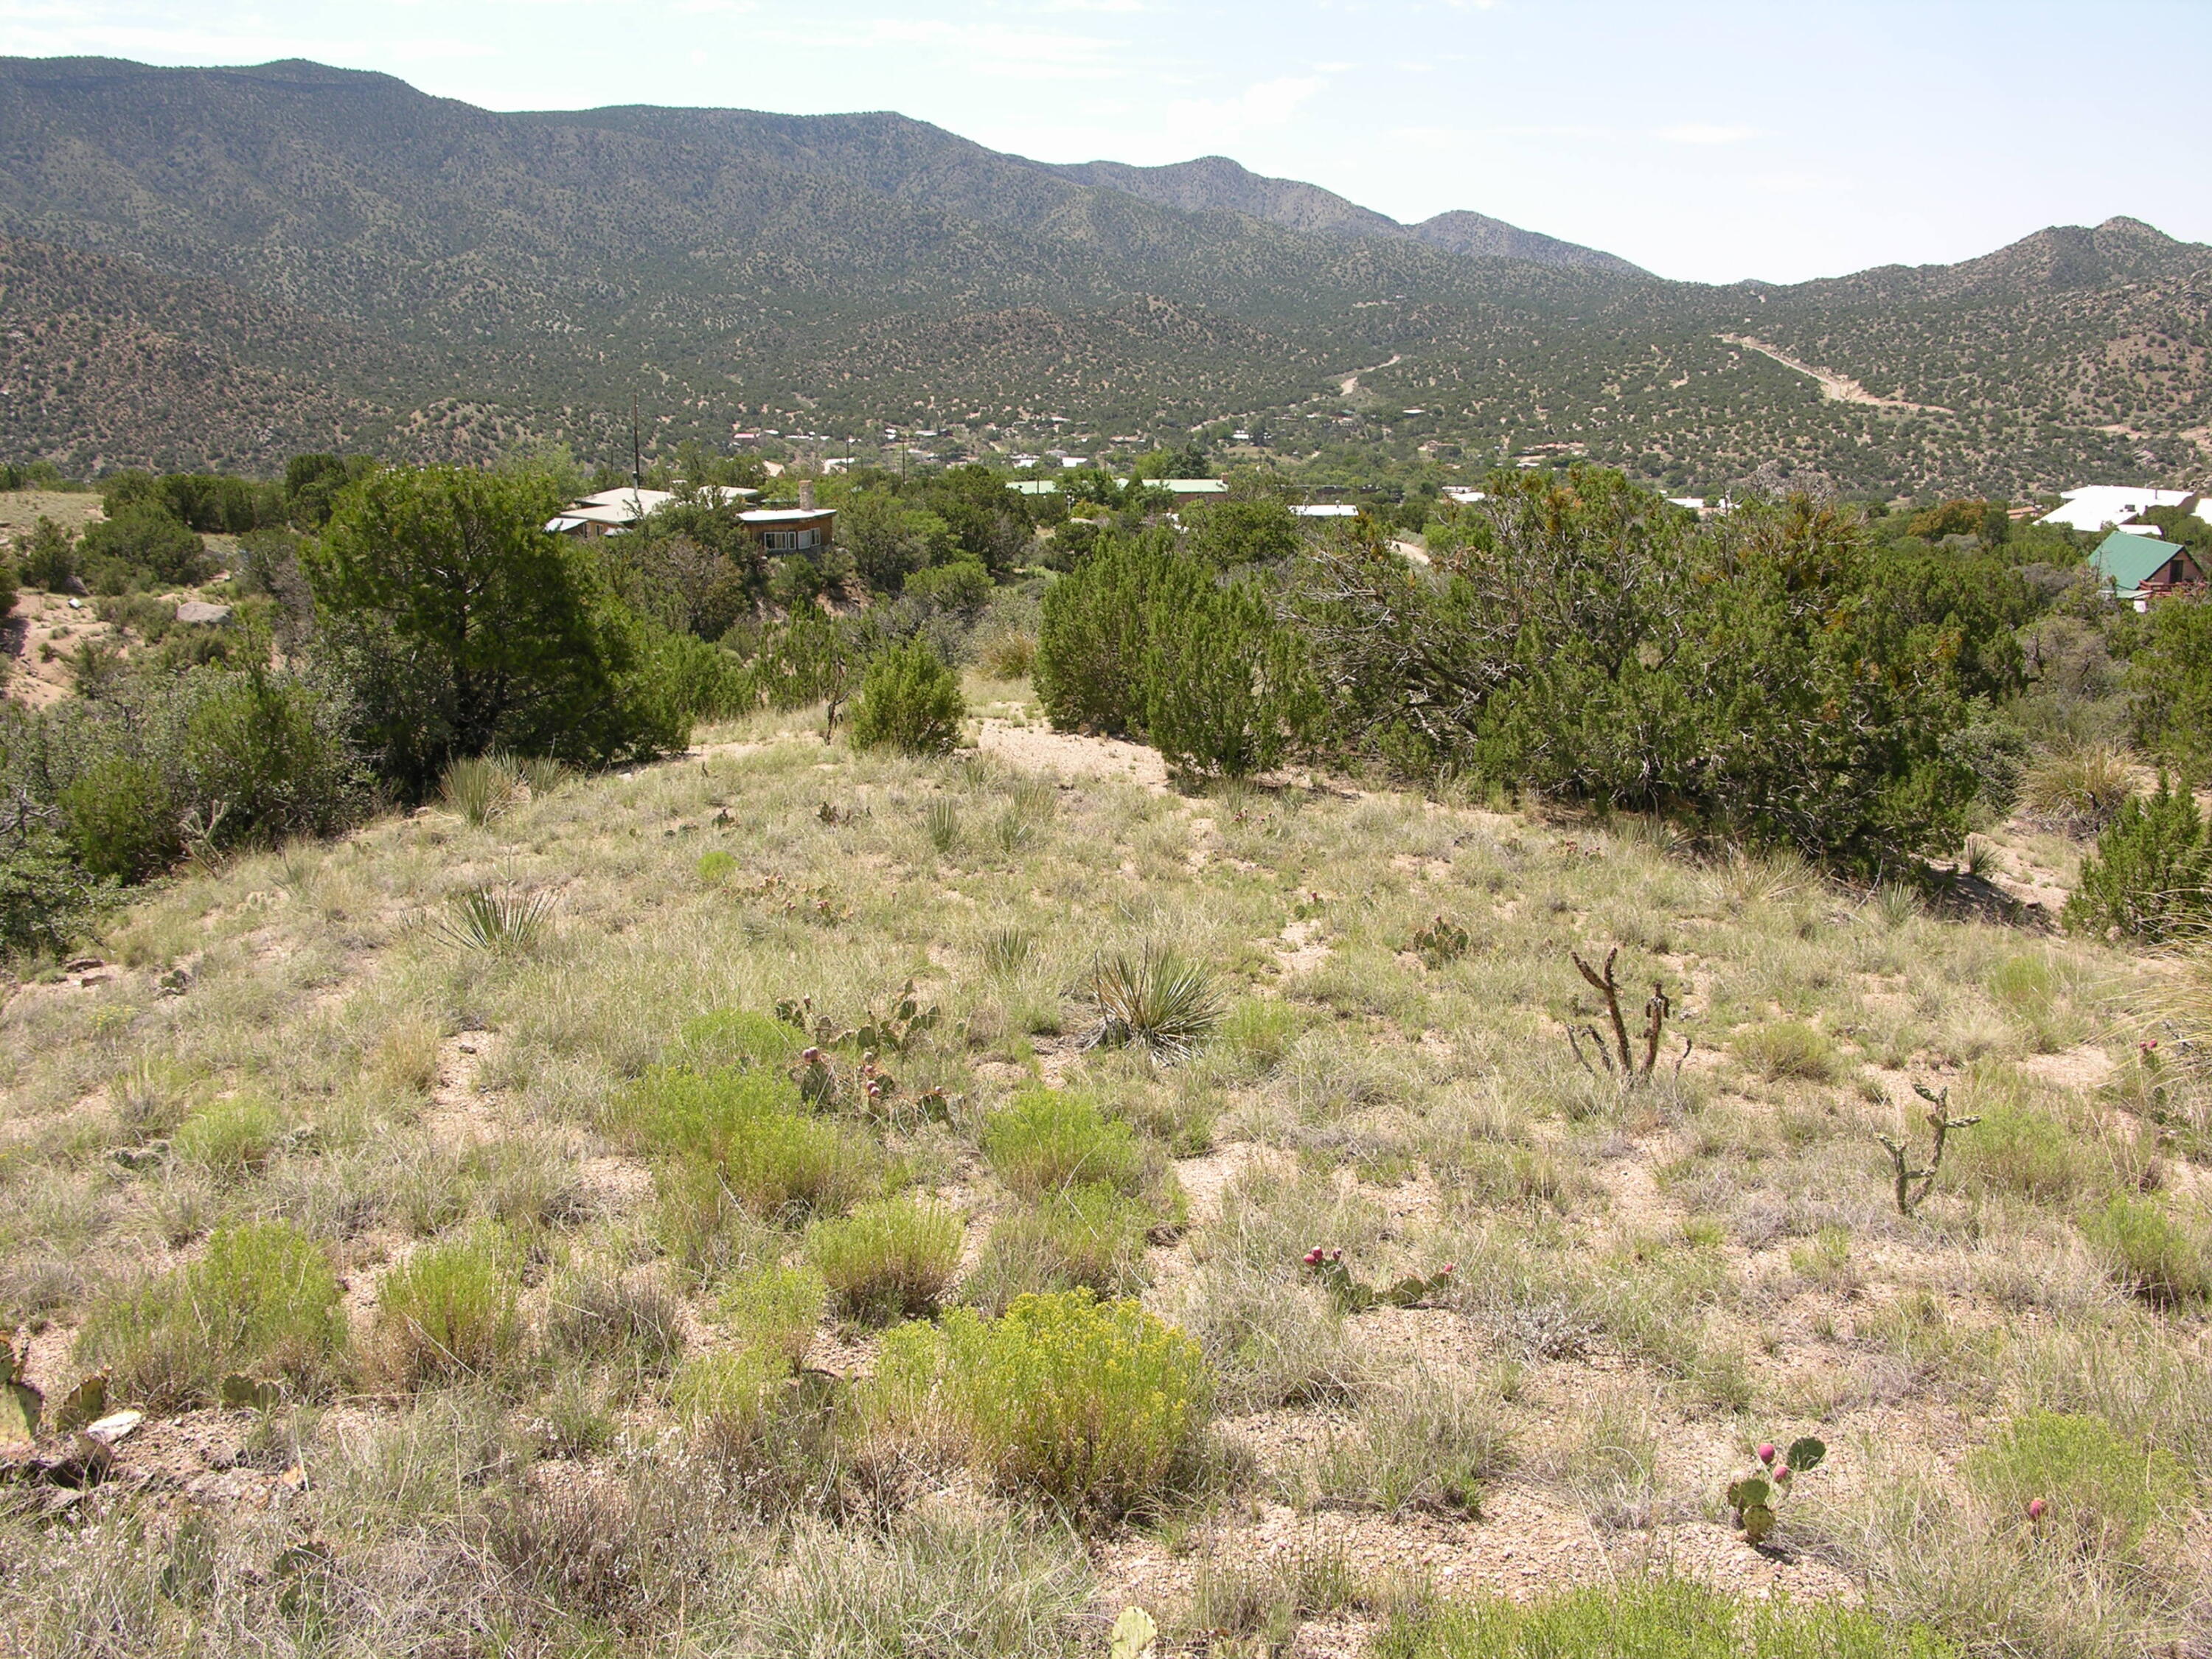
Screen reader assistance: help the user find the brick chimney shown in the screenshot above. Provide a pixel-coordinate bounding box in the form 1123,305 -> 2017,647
799,479 -> 815,510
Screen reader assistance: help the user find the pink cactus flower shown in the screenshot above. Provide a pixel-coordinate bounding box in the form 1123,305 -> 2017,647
1439,1263 -> 1456,1276
2027,1498 -> 2048,1521
801,1046 -> 821,1064
1773,1465 -> 1792,1486
1757,1444 -> 1776,1466
2141,1039 -> 2159,1051
1303,1248 -> 1324,1266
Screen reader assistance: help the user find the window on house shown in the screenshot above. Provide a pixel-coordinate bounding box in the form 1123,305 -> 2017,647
762,529 -> 821,553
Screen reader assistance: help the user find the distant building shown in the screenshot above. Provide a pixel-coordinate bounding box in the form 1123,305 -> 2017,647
1290,504 -> 1358,518
1007,479 -> 1061,496
545,485 -> 759,537
2088,529 -> 2207,610
1154,479 -> 1227,498
1441,487 -> 1487,507
2038,486 -> 2202,535
738,507 -> 835,557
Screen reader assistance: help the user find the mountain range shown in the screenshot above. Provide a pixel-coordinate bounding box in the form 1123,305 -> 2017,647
1,54 -> 2206,497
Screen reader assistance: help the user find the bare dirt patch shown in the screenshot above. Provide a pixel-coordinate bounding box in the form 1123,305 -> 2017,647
976,718 -> 1169,790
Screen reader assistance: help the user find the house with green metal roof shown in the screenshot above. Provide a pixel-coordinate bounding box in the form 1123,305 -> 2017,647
2088,531 -> 2207,608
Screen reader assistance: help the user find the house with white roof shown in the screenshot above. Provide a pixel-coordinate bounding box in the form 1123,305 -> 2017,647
2036,486 -> 2202,535
545,485 -> 760,537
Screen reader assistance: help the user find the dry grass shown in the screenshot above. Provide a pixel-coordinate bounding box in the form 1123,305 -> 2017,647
0,697 -> 2205,1655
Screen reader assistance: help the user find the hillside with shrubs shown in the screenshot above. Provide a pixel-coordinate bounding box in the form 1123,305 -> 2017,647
0,457 -> 2210,1656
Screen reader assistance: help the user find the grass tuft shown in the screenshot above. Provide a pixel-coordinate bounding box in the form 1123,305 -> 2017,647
807,1195 -> 964,1324
437,884 -> 556,953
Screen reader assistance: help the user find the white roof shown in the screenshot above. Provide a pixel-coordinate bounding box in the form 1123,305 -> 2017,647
1157,479 -> 1227,494
1442,487 -> 1487,505
2037,486 -> 2199,533
1291,504 -> 1358,517
740,508 -> 835,524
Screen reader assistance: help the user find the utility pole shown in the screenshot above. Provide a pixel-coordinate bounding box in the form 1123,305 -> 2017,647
630,392 -> 643,490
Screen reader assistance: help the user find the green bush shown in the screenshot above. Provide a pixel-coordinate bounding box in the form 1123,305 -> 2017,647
2081,1194 -> 2212,1307
676,1008 -> 804,1072
77,1219 -> 347,1407
58,752 -> 178,881
1955,1100 -> 2093,1205
80,502 -> 209,586
178,670 -> 367,842
2064,775 -> 2211,942
1372,1577 -> 1957,1658
983,1088 -> 1147,1200
806,1195 -> 964,1324
1143,576 -> 1318,779
307,463 -> 678,796
869,1289 -> 1212,1515
18,516 -> 78,591
0,829 -> 108,958
1296,475 -> 2011,869
1035,529 -> 1183,734
372,1225 -> 526,1388
716,1264 -> 828,1369
2129,594 -> 2212,779
849,638 -> 965,756
1965,1411 -> 2180,1561
615,1065 -> 881,1220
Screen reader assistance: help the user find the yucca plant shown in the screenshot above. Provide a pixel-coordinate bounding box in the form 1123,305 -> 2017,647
1082,947 -> 1222,1061
513,754 -> 568,796
437,885 -> 556,953
925,799 -> 961,854
440,754 -> 524,827
983,928 -> 1036,980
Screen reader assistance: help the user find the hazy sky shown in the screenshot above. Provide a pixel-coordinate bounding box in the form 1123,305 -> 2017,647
5,0 -> 2206,284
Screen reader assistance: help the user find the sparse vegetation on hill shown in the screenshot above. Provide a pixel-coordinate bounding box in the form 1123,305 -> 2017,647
0,694 -> 2205,1655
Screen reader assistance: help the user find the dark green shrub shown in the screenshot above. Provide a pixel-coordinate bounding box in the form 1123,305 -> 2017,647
902,557 -> 993,615
80,502 -> 209,586
2129,595 -> 2212,779
849,639 -> 965,756
306,464 -> 676,796
2065,774 -> 2210,942
77,1219 -> 347,1407
1035,529 -> 1183,734
179,670 -> 368,842
58,752 -> 178,881
1143,577 -> 1317,779
1295,473 -> 2006,870
0,829 -> 108,957
17,517 -> 76,591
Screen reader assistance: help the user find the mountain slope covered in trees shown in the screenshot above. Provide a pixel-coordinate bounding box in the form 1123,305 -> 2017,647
0,55 -> 2206,495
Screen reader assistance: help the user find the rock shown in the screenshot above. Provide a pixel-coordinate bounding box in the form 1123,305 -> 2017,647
175,601 -> 232,625
83,1410 -> 142,1444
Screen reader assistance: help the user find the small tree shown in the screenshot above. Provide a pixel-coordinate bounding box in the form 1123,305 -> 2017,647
1035,529 -> 1186,734
18,517 -> 76,591
1143,578 -> 1317,779
849,639 -> 965,756
2065,775 -> 2211,942
305,465 -> 667,795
